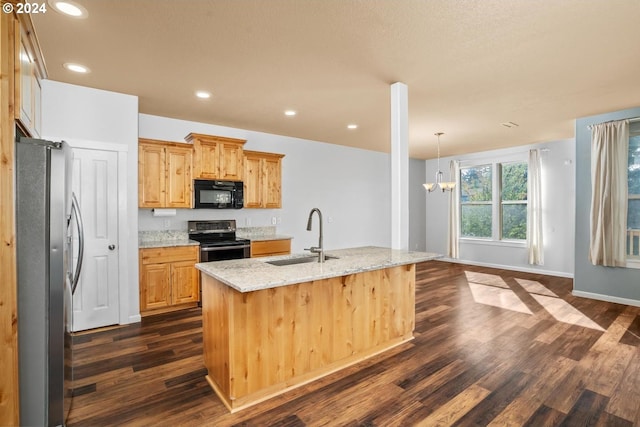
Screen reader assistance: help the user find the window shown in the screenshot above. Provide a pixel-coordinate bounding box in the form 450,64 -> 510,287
460,165 -> 492,238
501,162 -> 528,240
460,160 -> 528,241
628,125 -> 640,258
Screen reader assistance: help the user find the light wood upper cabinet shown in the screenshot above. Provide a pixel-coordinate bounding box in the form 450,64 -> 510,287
193,138 -> 219,179
263,154 -> 283,208
139,246 -> 200,314
186,133 -> 246,180
138,142 -> 165,207
165,146 -> 192,207
138,139 -> 192,208
243,154 -> 262,208
220,141 -> 244,180
14,15 -> 45,138
243,150 -> 284,209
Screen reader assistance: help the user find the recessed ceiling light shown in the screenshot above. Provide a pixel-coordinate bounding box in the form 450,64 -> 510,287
63,62 -> 90,73
49,0 -> 88,18
284,110 -> 297,116
347,124 -> 358,129
195,91 -> 211,99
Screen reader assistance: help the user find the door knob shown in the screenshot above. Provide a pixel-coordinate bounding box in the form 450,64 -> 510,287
108,244 -> 116,250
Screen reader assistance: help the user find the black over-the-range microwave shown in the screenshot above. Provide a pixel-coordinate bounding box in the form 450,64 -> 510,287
193,179 -> 244,209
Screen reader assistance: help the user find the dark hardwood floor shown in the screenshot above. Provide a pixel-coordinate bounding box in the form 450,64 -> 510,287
68,261 -> 640,426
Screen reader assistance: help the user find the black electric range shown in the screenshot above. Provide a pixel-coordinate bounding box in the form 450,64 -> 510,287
188,220 -> 250,262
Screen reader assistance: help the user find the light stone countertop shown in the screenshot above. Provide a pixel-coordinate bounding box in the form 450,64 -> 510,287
196,246 -> 441,293
139,239 -> 199,249
247,234 -> 293,242
138,230 -> 199,249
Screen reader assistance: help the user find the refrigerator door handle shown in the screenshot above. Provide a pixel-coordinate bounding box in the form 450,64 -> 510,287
71,193 -> 85,295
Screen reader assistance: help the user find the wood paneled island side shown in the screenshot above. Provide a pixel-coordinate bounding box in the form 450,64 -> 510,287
196,246 -> 440,412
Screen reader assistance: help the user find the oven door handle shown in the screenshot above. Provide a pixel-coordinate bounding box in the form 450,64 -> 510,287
200,244 -> 250,252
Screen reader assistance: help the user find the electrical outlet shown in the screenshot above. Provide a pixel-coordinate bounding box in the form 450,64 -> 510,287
271,216 -> 277,225
163,219 -> 171,229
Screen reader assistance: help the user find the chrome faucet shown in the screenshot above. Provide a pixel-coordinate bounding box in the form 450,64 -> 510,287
305,208 -> 324,262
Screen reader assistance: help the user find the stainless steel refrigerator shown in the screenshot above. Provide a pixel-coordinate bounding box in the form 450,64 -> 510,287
16,136 -> 84,427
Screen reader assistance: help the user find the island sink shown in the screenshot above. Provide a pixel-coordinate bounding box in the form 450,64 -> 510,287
265,254 -> 339,266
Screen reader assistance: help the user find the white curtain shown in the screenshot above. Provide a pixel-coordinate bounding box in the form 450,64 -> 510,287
527,149 -> 543,265
447,160 -> 460,258
589,120 -> 629,267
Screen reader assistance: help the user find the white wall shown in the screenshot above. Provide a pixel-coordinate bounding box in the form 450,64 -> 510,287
425,139 -> 575,277
41,80 -> 140,324
138,114 -> 392,252
409,158 -> 427,251
574,106 -> 640,305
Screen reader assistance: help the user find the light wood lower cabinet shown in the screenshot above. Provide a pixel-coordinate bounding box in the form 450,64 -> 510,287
250,239 -> 291,257
139,246 -> 200,314
172,259 -> 200,304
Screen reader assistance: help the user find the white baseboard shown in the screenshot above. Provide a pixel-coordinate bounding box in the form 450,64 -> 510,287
127,314 -> 142,324
572,290 -> 640,308
437,257 -> 574,279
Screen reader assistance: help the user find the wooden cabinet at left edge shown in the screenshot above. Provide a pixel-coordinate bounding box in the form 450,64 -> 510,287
2,11 -> 48,426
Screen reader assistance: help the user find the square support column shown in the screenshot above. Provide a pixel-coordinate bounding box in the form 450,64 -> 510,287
390,82 -> 409,250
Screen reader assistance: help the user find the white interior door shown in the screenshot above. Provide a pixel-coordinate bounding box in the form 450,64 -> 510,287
71,148 -> 119,332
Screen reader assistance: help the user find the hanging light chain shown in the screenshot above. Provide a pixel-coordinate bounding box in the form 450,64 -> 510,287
435,132 -> 443,183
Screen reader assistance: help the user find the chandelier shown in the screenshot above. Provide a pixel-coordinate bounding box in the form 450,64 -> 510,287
423,132 -> 456,192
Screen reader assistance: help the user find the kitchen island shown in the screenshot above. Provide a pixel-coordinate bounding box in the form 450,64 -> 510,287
196,246 -> 439,412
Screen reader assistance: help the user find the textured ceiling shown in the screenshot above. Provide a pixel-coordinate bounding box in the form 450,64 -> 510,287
32,0 -> 640,159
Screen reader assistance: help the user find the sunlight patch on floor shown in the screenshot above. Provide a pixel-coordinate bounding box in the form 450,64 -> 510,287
529,294 -> 605,331
464,271 -> 510,289
464,272 -> 605,331
514,278 -> 557,297
467,283 -> 533,314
